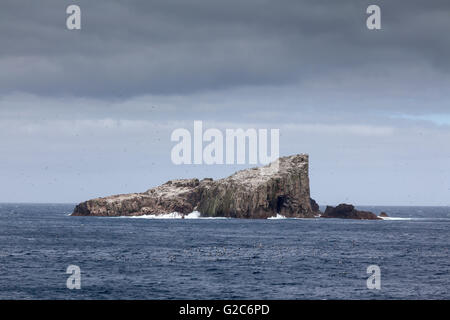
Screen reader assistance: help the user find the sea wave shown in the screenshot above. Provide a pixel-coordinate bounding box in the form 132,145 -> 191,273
267,214 -> 287,219
113,213 -> 445,221
380,216 -> 450,221
120,211 -> 229,219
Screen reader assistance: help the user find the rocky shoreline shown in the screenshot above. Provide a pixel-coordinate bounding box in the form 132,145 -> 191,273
72,154 -> 387,220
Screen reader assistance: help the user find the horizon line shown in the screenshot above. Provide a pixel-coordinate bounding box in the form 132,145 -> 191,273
0,202 -> 449,208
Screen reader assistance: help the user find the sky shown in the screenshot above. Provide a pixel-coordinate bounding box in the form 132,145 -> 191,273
0,0 -> 449,205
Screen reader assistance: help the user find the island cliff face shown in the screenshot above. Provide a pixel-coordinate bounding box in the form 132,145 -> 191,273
72,154 -> 317,218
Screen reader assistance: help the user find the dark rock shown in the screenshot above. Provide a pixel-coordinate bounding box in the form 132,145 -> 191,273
379,212 -> 389,218
309,198 -> 321,215
72,154 -> 316,219
321,203 -> 381,220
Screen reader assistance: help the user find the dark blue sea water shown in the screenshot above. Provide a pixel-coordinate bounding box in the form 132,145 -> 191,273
0,204 -> 448,299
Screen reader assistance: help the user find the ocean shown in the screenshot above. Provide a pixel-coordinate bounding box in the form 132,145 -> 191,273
0,204 -> 448,299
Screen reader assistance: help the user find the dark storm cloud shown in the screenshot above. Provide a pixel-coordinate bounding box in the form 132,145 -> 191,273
1,0 -> 449,98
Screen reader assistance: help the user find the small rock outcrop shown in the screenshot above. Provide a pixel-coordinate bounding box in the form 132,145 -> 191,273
379,212 -> 389,218
309,198 -> 321,215
72,154 -> 316,219
321,204 -> 381,220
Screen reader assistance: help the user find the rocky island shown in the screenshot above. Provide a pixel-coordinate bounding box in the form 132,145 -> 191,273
72,154 -> 386,220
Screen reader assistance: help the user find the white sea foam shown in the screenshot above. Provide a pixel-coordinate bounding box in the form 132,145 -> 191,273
380,217 -> 414,221
115,213 -> 419,221
267,214 -> 287,219
121,211 -> 229,219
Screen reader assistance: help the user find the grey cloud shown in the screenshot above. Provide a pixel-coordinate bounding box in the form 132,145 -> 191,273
0,0 -> 449,98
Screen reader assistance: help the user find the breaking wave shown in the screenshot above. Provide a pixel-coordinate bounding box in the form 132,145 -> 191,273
380,217 -> 414,221
120,211 -> 229,219
116,214 -> 444,221
267,214 -> 287,219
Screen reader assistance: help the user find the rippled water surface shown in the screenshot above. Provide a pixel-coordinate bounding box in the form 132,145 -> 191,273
0,204 -> 449,299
